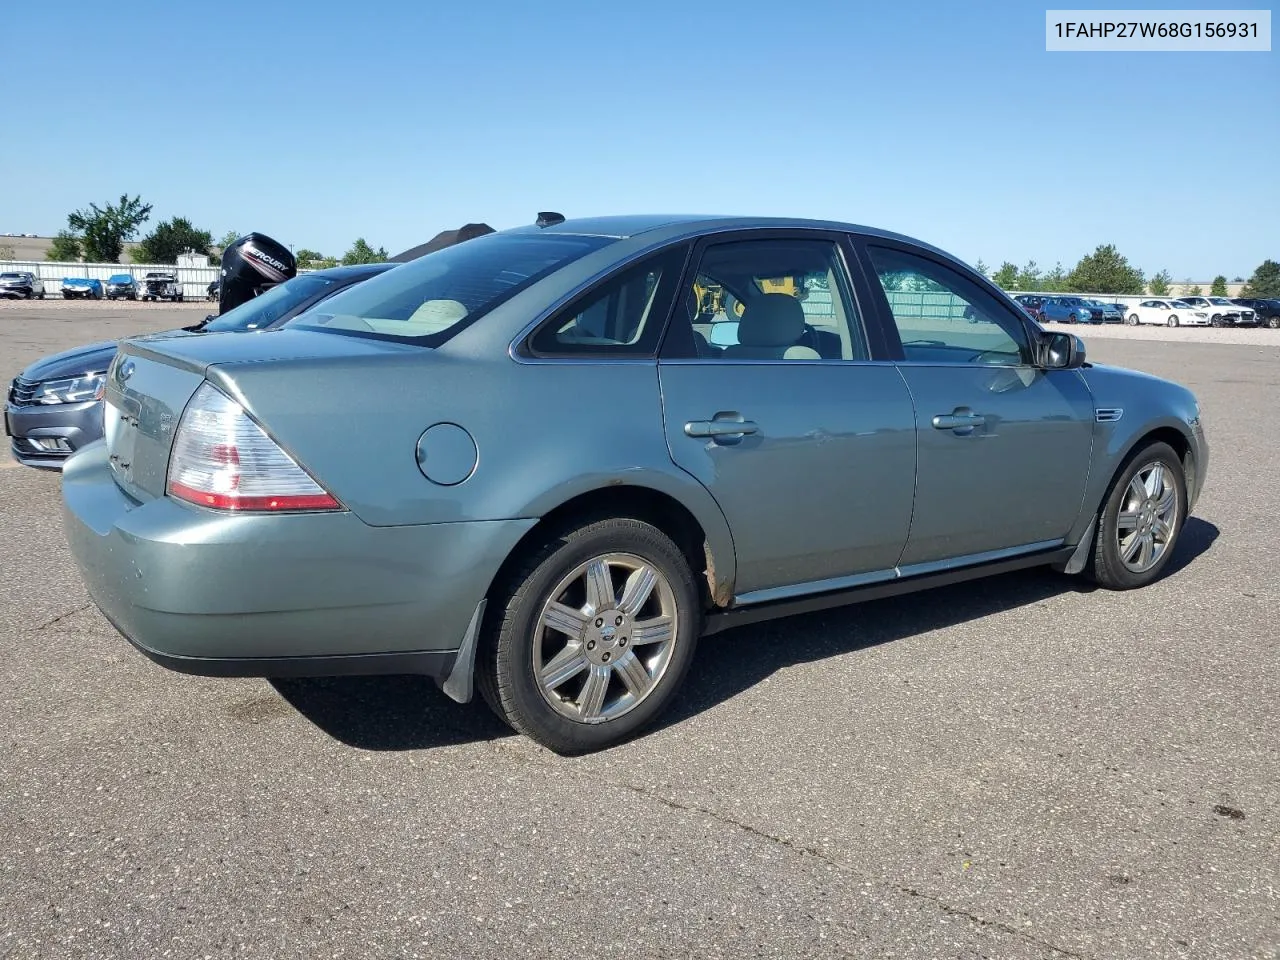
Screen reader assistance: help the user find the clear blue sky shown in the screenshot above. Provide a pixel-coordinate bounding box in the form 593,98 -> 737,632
3,0 -> 1276,278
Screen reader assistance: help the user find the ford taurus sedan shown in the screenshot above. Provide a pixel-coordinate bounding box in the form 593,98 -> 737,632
61,214 -> 1209,754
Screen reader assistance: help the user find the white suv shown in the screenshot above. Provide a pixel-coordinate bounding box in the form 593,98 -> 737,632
1125,299 -> 1210,327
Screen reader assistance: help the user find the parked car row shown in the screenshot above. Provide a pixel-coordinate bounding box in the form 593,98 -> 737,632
1015,295 -> 1125,325
1014,293 -> 1278,328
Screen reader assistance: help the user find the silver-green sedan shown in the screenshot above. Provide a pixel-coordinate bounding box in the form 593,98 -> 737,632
61,214 -> 1208,753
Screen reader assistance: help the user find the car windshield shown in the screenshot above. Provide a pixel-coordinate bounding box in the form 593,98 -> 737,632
202,273 -> 343,333
1170,300 -> 1193,308
109,275 -> 131,283
1209,297 -> 1233,305
290,233 -> 613,344
0,273 -> 22,280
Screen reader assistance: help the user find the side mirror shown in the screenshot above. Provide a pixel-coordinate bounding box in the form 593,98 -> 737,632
1043,331 -> 1086,369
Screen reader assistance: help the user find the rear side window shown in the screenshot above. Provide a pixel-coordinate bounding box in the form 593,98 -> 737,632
290,233 -> 612,345
527,247 -> 687,357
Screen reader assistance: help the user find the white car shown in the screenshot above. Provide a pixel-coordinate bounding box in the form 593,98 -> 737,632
1125,299 -> 1210,327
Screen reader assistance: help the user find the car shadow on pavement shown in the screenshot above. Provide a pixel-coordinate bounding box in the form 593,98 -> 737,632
271,517 -> 1218,752
661,516 -> 1220,731
269,674 -> 515,751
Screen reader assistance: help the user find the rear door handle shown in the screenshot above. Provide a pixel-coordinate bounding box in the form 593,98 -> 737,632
684,417 -> 759,439
932,411 -> 986,432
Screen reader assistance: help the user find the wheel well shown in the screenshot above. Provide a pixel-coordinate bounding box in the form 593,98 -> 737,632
489,487 -> 720,611
1122,426 -> 1194,489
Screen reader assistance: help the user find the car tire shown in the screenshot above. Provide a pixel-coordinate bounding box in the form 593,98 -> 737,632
1210,315 -> 1222,328
477,516 -> 701,754
62,293 -> 70,299
1128,314 -> 1140,325
1269,316 -> 1280,329
177,293 -> 184,302
1086,441 -> 1186,590
1167,315 -> 1179,327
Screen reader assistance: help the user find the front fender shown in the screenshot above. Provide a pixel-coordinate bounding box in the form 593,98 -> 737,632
1065,364 -> 1202,544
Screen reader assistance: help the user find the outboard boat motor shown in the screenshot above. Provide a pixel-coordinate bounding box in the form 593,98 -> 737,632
218,233 -> 297,315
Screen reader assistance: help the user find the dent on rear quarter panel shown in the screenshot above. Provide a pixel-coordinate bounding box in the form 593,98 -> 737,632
208,351 -> 739,593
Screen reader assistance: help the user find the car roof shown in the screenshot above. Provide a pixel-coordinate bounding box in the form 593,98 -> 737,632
302,262 -> 398,281
504,214 -> 967,268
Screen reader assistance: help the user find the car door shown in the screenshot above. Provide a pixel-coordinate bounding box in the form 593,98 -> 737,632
658,233 -> 916,601
857,239 -> 1095,568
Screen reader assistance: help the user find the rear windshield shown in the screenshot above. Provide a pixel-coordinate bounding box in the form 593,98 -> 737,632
203,273 -> 341,333
0,273 -> 22,280
288,233 -> 612,344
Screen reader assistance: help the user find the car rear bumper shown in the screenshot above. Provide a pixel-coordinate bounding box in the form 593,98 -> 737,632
5,399 -> 103,468
61,443 -> 535,677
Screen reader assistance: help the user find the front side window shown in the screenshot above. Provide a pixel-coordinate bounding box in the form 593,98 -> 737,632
673,238 -> 868,361
527,247 -> 685,357
291,233 -> 613,345
867,246 -> 1031,365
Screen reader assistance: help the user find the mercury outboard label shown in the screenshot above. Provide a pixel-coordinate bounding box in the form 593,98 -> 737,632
241,243 -> 290,283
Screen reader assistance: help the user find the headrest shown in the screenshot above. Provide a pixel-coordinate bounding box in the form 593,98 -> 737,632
737,294 -> 806,347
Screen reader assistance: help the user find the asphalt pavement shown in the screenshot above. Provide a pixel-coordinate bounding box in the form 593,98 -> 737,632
1,303 -> 1277,959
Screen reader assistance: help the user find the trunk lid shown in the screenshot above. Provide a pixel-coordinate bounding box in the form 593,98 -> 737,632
102,329 -> 418,501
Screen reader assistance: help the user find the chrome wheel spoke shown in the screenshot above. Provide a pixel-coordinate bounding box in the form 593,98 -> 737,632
1144,463 -> 1165,498
1121,532 -> 1143,563
585,559 -> 615,613
1137,532 -> 1155,568
1117,509 -> 1141,531
630,616 -> 673,646
1157,487 -> 1176,515
614,651 -> 653,698
577,666 -> 610,720
618,565 -> 658,616
1126,476 -> 1147,503
1151,515 -> 1173,543
540,644 -> 588,689
543,602 -> 587,639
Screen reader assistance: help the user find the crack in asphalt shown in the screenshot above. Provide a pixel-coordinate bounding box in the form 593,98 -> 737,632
29,603 -> 92,634
493,738 -> 1085,959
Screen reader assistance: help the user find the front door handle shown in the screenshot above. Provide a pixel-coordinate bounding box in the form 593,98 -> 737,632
932,411 -> 986,433
684,416 -> 759,439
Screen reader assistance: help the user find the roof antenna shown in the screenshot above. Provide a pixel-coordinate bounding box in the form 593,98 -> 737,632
536,211 -> 565,228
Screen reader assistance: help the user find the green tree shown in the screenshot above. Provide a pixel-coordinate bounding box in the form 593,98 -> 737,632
991,261 -> 1019,289
1041,262 -> 1068,292
218,229 -> 240,250
46,230 -> 83,262
1015,260 -> 1041,290
295,248 -> 326,266
66,194 -> 152,263
341,237 -> 388,265
134,216 -> 213,264
1065,244 -> 1145,294
973,258 -> 989,276
1240,259 -> 1280,298
1185,281 -> 1203,296
1148,269 -> 1172,296
1209,275 -> 1228,296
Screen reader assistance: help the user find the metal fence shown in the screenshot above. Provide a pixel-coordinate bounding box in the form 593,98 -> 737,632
0,259 -> 220,295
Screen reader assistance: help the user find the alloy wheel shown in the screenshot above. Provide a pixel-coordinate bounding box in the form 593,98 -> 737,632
534,553 -> 679,724
1115,461 -> 1179,574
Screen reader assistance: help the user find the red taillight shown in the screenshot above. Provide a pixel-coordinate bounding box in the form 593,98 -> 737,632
167,382 -> 340,513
